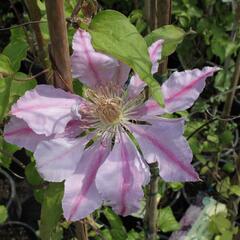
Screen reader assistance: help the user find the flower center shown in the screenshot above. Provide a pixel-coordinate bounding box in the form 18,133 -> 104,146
96,98 -> 123,124
85,88 -> 124,125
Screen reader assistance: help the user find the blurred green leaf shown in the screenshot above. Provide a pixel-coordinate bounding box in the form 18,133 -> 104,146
158,206 -> 180,233
89,10 -> 164,106
103,208 -> 128,240
0,54 -> 14,75
0,205 -> 8,224
25,162 -> 44,186
145,25 -> 186,58
230,185 -> 240,197
40,182 -> 64,240
0,76 -> 13,122
0,137 -> 19,168
3,28 -> 28,72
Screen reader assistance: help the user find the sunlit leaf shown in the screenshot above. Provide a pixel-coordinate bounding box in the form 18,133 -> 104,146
89,10 -> 164,106
0,205 -> 8,224
158,206 -> 180,232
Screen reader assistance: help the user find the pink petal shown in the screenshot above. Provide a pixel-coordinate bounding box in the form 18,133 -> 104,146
71,29 -> 120,88
127,74 -> 146,99
34,134 -> 93,182
10,85 -> 81,136
129,99 -> 165,119
96,131 -> 150,216
129,119 -> 199,182
127,40 -> 163,98
148,39 -> 164,74
63,140 -> 110,221
162,66 -> 220,112
112,61 -> 130,86
4,117 -> 50,151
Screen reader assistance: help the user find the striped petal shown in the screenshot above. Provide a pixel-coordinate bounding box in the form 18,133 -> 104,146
71,29 -> 120,88
63,140 -> 110,221
34,134 -> 93,182
10,85 -> 81,136
162,66 -> 220,112
148,39 -> 164,74
4,117 -> 50,151
129,99 -> 165,120
129,119 -> 199,182
96,131 -> 150,216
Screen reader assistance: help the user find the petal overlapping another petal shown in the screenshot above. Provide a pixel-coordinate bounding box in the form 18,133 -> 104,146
162,66 -> 220,112
72,29 -> 122,88
127,39 -> 163,98
4,117 -> 51,151
129,119 -> 199,182
10,85 -> 82,136
148,39 -> 164,74
96,131 -> 150,216
63,140 -> 110,221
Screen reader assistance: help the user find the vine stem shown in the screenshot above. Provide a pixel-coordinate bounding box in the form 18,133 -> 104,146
44,1 -> 88,239
144,2 -> 171,239
24,0 -> 49,76
222,1 -> 240,118
45,0 -> 72,91
144,162 -> 159,240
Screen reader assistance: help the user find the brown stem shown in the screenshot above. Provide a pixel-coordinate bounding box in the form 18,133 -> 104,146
144,0 -> 156,32
24,0 -> 48,71
222,2 -> 240,118
10,0 -> 36,57
144,0 -> 171,74
71,0 -> 84,18
75,220 -> 88,240
156,0 -> 171,75
45,0 -> 73,91
44,1 -> 88,239
222,51 -> 240,117
144,162 -> 159,240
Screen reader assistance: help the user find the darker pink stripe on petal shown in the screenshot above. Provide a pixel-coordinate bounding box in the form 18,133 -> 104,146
4,127 -> 32,136
165,70 -> 214,104
68,145 -> 106,220
133,126 -> 198,179
119,136 -> 132,215
79,30 -> 102,85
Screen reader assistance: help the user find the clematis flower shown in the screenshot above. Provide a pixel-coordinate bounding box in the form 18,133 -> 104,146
4,29 -> 219,221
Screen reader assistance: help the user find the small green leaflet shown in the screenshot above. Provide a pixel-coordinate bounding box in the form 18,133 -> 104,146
145,25 -> 186,58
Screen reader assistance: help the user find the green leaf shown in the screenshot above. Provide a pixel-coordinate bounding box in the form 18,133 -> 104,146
230,185 -> 240,197
3,28 -> 29,72
89,10 -> 164,106
0,76 -> 13,122
0,54 -> 14,75
11,72 -> 37,96
40,182 -> 64,240
25,162 -> 44,186
0,205 -> 8,223
158,207 -> 180,233
145,25 -> 186,58
103,208 -> 128,240
0,136 -> 19,168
